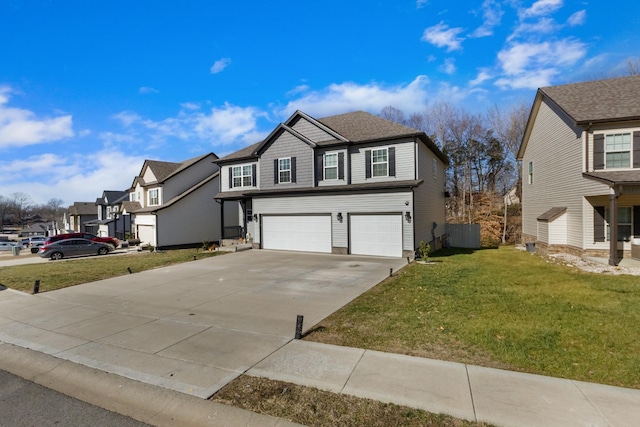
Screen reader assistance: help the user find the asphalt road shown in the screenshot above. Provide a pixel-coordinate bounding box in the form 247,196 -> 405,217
0,369 -> 152,427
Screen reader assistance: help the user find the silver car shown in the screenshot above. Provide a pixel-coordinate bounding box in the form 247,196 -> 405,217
0,241 -> 21,251
38,238 -> 114,260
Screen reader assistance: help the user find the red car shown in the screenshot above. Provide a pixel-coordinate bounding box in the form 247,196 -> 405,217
45,233 -> 119,248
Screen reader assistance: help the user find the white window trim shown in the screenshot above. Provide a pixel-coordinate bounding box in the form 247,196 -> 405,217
324,152 -> 339,180
232,164 -> 253,188
604,132 -> 632,169
372,148 -> 389,177
148,188 -> 160,206
279,157 -> 291,183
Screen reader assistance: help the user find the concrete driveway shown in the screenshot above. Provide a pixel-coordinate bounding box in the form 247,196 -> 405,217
0,250 -> 406,398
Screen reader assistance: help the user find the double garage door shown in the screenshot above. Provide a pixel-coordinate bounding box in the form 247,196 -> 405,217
261,214 -> 403,257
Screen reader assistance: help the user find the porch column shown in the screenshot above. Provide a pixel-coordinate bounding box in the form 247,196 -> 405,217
608,187 -> 620,266
219,200 -> 225,241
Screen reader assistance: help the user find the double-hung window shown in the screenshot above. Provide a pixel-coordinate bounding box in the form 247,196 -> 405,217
372,148 -> 388,177
148,189 -> 159,206
232,165 -> 253,188
324,153 -> 338,180
605,133 -> 631,169
605,206 -> 633,242
278,158 -> 291,183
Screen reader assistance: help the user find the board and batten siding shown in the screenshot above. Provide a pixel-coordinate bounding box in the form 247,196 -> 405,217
252,192 -> 414,251
259,131 -> 314,190
290,117 -> 335,142
162,155 -> 218,201
220,161 -> 259,192
350,139 -> 416,184
522,99 -> 608,250
414,141 -> 447,246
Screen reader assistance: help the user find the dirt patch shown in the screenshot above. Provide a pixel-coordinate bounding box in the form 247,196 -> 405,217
211,375 -> 491,427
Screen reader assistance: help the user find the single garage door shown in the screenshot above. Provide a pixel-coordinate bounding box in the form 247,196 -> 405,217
350,214 -> 403,257
262,215 -> 332,253
137,225 -> 156,246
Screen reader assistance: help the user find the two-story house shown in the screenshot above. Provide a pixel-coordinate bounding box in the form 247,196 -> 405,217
129,153 -> 239,248
518,75 -> 640,265
66,202 -> 98,233
84,190 -> 130,238
214,110 -> 448,258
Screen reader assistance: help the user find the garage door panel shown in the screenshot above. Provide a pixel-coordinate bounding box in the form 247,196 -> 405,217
350,215 -> 403,257
263,216 -> 331,253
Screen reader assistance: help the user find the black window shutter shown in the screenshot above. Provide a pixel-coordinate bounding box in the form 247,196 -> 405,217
315,153 -> 323,183
274,159 -> 279,184
634,206 -> 640,236
593,134 -> 605,170
338,152 -> 344,180
228,167 -> 233,188
594,206 -> 605,242
291,157 -> 297,183
252,164 -> 257,186
365,150 -> 372,178
633,131 -> 640,168
388,147 -> 396,177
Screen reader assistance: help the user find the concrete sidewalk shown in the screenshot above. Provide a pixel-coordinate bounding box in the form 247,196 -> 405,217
249,340 -> 640,427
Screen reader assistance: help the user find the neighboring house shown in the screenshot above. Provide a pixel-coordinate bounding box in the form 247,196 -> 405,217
129,153 -> 238,248
20,222 -> 49,237
518,75 -> 640,265
85,190 -> 130,238
214,110 -> 448,258
67,202 -> 99,233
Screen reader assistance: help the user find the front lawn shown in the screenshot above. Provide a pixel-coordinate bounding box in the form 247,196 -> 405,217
0,249 -> 224,293
305,246 -> 640,389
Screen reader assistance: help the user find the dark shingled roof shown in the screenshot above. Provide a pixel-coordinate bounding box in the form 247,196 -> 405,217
541,74 -> 640,124
68,202 -> 97,215
537,207 -> 567,222
583,171 -> 640,186
121,201 -> 142,213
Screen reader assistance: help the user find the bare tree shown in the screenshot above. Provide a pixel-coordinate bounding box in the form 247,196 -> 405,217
379,106 -> 406,124
10,192 -> 33,227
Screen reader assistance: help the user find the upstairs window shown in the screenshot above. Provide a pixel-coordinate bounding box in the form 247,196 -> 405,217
148,189 -> 159,206
279,158 -> 291,183
232,165 -> 253,188
605,133 -> 631,169
372,148 -> 388,177
528,161 -> 533,184
324,153 -> 338,180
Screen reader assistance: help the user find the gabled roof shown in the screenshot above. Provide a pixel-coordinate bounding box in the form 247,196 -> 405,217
131,153 -> 216,189
121,201 -> 142,213
68,202 -> 97,216
97,190 -> 128,205
519,75 -> 640,160
134,171 -> 220,213
215,110 -> 448,165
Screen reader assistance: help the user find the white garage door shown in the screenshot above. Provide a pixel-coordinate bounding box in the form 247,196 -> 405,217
350,214 -> 403,257
262,215 -> 332,253
137,225 -> 156,246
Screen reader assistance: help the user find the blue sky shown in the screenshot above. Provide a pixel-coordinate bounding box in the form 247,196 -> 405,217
1,0 -> 639,205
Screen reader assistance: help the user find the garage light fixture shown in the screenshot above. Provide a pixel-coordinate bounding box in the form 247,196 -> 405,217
405,211 -> 412,222
253,214 -> 258,221
337,212 -> 343,222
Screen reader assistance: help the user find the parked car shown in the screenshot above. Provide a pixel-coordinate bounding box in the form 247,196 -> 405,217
19,236 -> 47,248
38,238 -> 114,260
45,233 -> 119,248
0,241 -> 21,252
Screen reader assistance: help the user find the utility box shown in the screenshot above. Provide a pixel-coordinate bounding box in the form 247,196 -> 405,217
12,246 -> 20,256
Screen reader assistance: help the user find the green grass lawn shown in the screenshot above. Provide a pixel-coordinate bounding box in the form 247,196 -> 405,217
0,249 -> 224,293
306,246 -> 640,389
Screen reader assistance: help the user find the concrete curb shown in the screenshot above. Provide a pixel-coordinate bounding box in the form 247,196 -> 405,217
0,342 -> 302,427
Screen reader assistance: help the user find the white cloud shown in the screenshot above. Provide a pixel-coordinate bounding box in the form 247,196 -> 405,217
568,10 -> 586,26
180,102 -> 201,110
508,17 -> 558,40
278,76 -> 432,118
139,86 -> 159,94
421,22 -> 465,52
495,68 -> 559,89
470,70 -> 492,86
440,58 -> 457,74
194,103 -> 265,145
0,87 -> 74,148
519,0 -> 563,19
497,39 -> 586,75
416,0 -> 429,8
471,0 -> 504,38
210,57 -> 231,74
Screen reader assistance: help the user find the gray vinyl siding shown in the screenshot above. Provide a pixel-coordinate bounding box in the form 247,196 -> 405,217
162,154 -> 218,200
260,132 -> 314,190
291,117 -> 335,141
351,139 -> 415,184
220,161 -> 259,192
522,99 -> 608,250
317,147 -> 348,186
414,141 -> 447,246
252,192 -> 414,250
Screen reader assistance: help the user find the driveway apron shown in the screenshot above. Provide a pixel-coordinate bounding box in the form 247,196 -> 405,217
0,250 -> 406,398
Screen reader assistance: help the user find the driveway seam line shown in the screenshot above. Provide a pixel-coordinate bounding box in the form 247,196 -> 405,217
340,348 -> 367,394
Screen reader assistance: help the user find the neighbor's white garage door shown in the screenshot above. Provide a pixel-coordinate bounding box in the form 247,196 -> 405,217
262,215 -> 332,253
350,214 -> 403,257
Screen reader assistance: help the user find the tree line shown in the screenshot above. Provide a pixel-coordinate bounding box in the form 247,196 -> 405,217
0,193 -> 66,231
